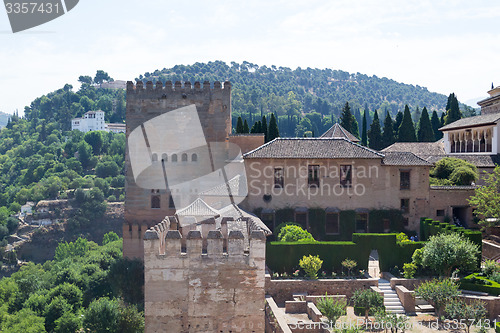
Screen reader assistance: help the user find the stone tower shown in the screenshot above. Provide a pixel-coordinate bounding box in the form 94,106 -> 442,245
123,81 -> 232,259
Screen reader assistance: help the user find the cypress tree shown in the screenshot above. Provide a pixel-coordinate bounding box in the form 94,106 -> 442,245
354,108 -> 362,135
393,111 -> 403,137
398,105 -> 417,142
382,111 -> 396,148
243,119 -> 250,133
340,102 -> 354,133
444,93 -> 461,125
351,116 -> 360,139
412,107 -> 421,125
431,110 -> 443,140
262,115 -> 268,142
417,107 -> 434,142
440,113 -> 445,127
268,113 -> 279,142
368,111 -> 383,150
250,121 -> 261,133
361,111 -> 368,146
236,116 -> 244,133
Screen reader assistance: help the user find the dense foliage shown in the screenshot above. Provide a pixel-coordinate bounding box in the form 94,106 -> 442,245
0,234 -> 144,332
136,61 -> 475,146
415,279 -> 459,316
277,225 -> 315,242
469,166 -> 500,227
0,74 -> 126,244
420,233 -> 479,277
430,157 -> 478,186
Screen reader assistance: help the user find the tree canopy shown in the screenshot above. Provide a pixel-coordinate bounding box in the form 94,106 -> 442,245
469,165 -> 500,227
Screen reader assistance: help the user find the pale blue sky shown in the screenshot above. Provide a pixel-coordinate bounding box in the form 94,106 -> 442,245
0,0 -> 499,114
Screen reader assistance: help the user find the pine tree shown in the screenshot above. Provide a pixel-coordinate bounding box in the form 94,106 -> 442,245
431,110 -> 443,140
243,119 -> 250,133
398,105 -> 417,142
393,111 -> 403,138
361,111 -> 368,146
381,111 -> 395,148
340,102 -> 354,133
444,93 -> 461,125
236,116 -> 244,133
268,113 -> 280,142
417,107 -> 434,142
368,111 -> 383,150
262,115 -> 268,142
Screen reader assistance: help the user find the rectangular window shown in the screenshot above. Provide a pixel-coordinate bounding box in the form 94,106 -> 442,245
401,199 -> 410,214
403,218 -> 409,227
325,213 -> 340,234
295,213 -> 308,229
400,171 -> 410,190
436,209 -> 445,217
308,165 -> 320,187
340,165 -> 352,187
261,213 -> 275,231
355,213 -> 368,233
383,218 -> 390,232
274,168 -> 284,188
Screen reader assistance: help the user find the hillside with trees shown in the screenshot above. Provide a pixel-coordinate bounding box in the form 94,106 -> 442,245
136,61 -> 476,141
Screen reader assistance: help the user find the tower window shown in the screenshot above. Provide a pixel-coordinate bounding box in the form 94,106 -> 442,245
151,195 -> 160,209
181,153 -> 188,162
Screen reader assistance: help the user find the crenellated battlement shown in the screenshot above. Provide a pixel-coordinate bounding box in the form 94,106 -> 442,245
143,224 -> 265,259
126,80 -> 231,96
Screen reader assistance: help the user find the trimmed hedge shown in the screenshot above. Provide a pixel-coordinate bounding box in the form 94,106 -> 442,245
420,218 -> 482,258
266,241 -> 365,274
266,233 -> 424,274
351,234 -> 424,271
459,273 -> 500,296
496,322 -> 500,333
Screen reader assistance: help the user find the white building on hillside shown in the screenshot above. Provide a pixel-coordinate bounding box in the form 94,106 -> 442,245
71,110 -> 125,133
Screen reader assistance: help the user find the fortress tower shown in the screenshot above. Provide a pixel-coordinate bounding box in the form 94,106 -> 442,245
143,216 -> 266,333
124,81 -> 232,259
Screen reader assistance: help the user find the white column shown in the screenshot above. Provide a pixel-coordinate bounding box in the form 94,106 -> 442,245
493,126 -> 498,155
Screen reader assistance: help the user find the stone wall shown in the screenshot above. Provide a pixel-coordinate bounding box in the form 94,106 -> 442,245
124,81 -> 232,259
265,275 -> 378,304
143,224 -> 266,333
483,240 -> 500,261
229,134 -> 265,154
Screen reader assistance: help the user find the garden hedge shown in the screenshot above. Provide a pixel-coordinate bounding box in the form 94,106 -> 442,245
495,322 -> 500,333
266,233 -> 424,273
458,273 -> 500,296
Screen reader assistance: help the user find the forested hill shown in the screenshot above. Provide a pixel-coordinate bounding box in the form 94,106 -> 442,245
136,60 -> 458,118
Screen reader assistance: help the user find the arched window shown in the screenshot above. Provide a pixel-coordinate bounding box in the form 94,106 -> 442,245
181,153 -> 188,162
162,153 -> 168,162
191,153 -> 198,162
152,153 -> 158,162
172,154 -> 178,162
151,195 -> 160,209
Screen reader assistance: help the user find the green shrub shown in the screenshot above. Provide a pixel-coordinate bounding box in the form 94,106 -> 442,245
275,222 -> 302,240
445,299 -> 486,333
482,259 -> 500,277
396,232 -> 411,245
459,273 -> 500,296
421,233 -> 480,276
299,255 -> 323,279
415,279 -> 459,316
107,195 -> 117,202
351,289 -> 383,320
278,225 -> 315,242
403,263 -> 417,279
495,322 -> 500,333
341,258 -> 357,276
316,294 -> 346,324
